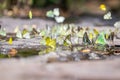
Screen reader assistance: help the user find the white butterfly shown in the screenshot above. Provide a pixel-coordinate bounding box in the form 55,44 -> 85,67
16,31 -> 22,39
0,28 -> 6,36
14,26 -> 19,33
39,30 -> 46,36
55,16 -> 65,23
23,32 -> 30,39
53,8 -> 60,16
114,21 -> 120,28
104,12 -> 112,20
46,10 -> 54,18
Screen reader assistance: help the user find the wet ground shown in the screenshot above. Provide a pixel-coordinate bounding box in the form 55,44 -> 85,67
0,16 -> 120,80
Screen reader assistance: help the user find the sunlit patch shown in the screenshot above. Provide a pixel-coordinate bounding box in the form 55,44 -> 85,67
100,4 -> 107,11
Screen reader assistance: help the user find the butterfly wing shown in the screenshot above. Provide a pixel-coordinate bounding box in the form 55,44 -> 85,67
46,10 -> 54,18
0,28 -> 6,36
83,32 -> 91,45
55,16 -> 65,23
95,32 -> 107,45
53,8 -> 60,16
23,32 -> 30,39
16,31 -> 22,39
29,10 -> 32,19
104,12 -> 112,20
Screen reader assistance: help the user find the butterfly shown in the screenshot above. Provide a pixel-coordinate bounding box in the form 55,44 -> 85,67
55,16 -> 65,23
100,4 -> 107,11
82,32 -> 91,45
108,32 -> 114,41
63,39 -> 71,46
8,37 -> 13,45
46,25 -> 51,35
22,28 -> 28,35
45,37 -> 56,50
95,32 -> 107,45
114,21 -> 120,28
29,10 -> 32,19
104,12 -> 112,20
63,34 -> 71,46
14,26 -> 19,33
0,28 -> 6,36
76,28 -> 85,38
104,29 -> 111,40
16,31 -> 22,39
23,32 -> 30,39
31,28 -> 39,36
46,10 -> 54,18
39,29 -> 46,37
53,8 -> 60,16
93,28 -> 99,37
89,32 -> 93,41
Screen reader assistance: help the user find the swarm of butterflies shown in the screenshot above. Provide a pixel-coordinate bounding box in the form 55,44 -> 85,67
0,23 -> 116,51
0,6 -> 119,54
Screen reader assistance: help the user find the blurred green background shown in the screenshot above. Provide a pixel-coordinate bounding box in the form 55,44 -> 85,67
0,0 -> 119,17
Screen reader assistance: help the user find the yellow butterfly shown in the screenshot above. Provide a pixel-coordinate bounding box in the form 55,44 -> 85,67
22,28 -> 28,35
89,32 -> 93,40
100,4 -> 107,11
45,37 -> 56,50
29,10 -> 32,19
8,37 -> 13,45
93,28 -> 99,37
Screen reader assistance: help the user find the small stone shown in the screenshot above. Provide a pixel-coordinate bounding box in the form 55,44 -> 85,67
8,48 -> 18,57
